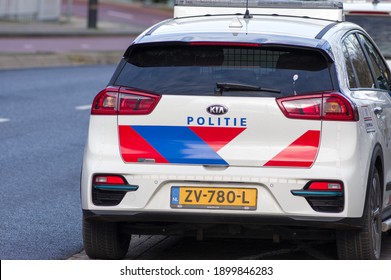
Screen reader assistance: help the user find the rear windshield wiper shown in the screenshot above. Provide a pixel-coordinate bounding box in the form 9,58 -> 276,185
215,82 -> 281,96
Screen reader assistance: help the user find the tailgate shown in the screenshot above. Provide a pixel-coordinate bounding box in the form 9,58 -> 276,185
114,43 -> 333,168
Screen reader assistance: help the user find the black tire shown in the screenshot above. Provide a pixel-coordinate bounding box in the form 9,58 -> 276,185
83,218 -> 131,260
336,167 -> 382,259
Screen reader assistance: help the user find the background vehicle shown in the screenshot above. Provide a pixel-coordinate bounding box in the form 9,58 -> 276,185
344,0 -> 391,58
81,0 -> 391,259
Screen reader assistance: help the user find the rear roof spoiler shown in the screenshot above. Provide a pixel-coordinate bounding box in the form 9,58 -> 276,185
174,0 -> 344,21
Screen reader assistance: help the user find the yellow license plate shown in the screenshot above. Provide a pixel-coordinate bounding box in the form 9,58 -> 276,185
170,186 -> 257,210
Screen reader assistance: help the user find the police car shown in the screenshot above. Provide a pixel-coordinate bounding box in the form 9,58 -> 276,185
81,0 -> 391,259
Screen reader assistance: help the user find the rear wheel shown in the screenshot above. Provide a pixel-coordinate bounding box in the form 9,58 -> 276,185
336,167 -> 382,259
83,218 -> 131,260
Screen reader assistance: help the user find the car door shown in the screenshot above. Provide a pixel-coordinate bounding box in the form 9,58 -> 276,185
343,31 -> 391,209
358,33 -> 391,209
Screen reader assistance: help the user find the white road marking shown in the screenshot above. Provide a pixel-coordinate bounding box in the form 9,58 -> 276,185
107,10 -> 134,20
0,118 -> 10,123
75,105 -> 91,111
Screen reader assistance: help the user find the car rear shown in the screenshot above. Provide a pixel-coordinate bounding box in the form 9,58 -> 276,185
80,6 -> 378,260
83,44 -> 358,236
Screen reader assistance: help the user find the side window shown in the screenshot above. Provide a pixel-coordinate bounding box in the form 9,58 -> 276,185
358,34 -> 391,91
342,42 -> 358,88
342,33 -> 374,89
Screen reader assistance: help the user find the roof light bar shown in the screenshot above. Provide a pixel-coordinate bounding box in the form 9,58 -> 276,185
174,0 -> 344,21
175,0 -> 343,9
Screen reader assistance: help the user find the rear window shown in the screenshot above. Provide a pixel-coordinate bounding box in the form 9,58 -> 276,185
114,44 -> 333,97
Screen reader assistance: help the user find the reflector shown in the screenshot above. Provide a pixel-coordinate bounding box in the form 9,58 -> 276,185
308,181 -> 343,191
94,175 -> 126,185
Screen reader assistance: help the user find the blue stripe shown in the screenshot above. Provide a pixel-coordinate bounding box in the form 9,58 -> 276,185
131,126 -> 227,165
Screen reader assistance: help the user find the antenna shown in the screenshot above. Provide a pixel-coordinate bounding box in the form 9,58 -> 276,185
244,0 -> 253,19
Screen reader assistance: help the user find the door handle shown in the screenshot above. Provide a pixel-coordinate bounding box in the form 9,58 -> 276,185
374,107 -> 383,116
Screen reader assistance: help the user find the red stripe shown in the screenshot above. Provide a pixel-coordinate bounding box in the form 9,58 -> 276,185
189,126 -> 246,152
118,125 -> 168,163
264,130 -> 320,168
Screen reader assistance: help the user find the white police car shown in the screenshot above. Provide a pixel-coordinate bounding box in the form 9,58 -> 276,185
81,0 -> 391,259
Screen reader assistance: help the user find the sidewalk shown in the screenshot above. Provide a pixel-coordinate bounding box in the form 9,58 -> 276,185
0,10 -> 142,37
0,21 -> 131,69
0,0 -> 166,37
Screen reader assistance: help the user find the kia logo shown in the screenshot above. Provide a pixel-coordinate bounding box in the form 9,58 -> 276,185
207,105 -> 228,115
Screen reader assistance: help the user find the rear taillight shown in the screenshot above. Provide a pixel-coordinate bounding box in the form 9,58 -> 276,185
277,92 -> 358,121
91,87 -> 118,115
118,88 -> 160,115
91,87 -> 160,115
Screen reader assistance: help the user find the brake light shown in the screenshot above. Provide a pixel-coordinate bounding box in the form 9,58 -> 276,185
189,42 -> 262,47
91,87 -> 160,115
278,96 -> 322,119
91,87 -> 118,115
118,89 -> 160,115
276,92 -> 358,121
322,95 -> 357,121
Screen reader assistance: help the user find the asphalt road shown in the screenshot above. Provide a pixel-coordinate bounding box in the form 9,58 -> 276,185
70,234 -> 391,260
0,64 -> 117,259
0,65 -> 390,260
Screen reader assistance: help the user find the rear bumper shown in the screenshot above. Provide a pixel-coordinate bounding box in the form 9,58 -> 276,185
83,209 -> 364,230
